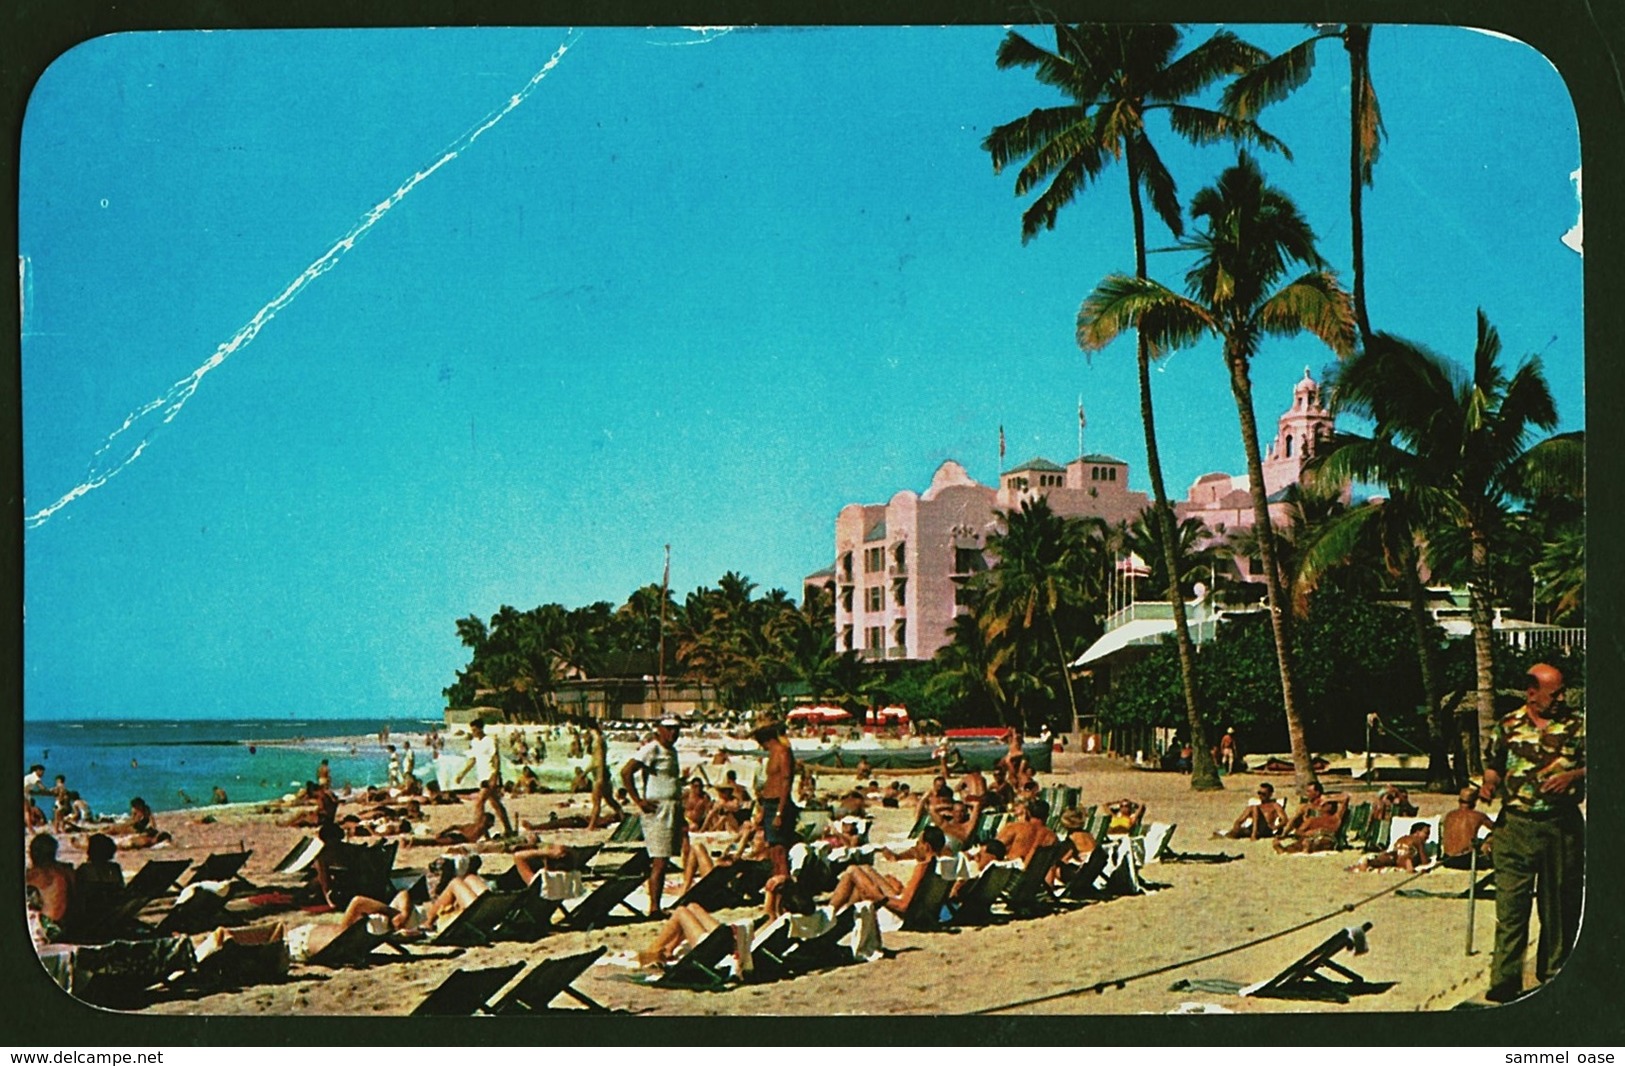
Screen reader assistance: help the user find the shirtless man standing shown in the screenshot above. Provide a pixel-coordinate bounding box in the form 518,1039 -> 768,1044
1441,787 -> 1495,868
752,713 -> 797,918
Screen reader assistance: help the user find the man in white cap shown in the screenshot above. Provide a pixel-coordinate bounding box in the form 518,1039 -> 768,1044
622,716 -> 684,917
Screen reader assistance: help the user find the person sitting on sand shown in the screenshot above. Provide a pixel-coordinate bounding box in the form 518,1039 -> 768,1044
25,833 -> 76,937
1223,782 -> 1288,840
423,810 -> 495,847
1441,787 -> 1495,869
995,797 -> 1058,865
110,797 -> 171,848
1371,782 -> 1419,821
516,765 -> 542,795
829,826 -> 946,916
282,782 -> 340,829
569,766 -> 591,794
1275,782 -> 1351,854
422,780 -> 460,805
1349,821 -> 1433,873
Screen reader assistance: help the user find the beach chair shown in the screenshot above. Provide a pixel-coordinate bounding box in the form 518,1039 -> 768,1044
653,921 -> 740,989
1000,841 -> 1065,916
70,858 -> 193,942
190,923 -> 289,990
488,947 -> 610,1014
795,809 -> 831,844
967,808 -> 1009,846
674,863 -> 751,913
1134,823 -> 1177,865
301,917 -> 410,968
1239,922 -> 1391,1002
45,935 -> 198,1008
411,961 -> 526,1016
185,851 -> 252,886
778,906 -> 858,975
149,881 -> 233,935
604,814 -> 643,846
272,835 -> 323,874
1343,801 -> 1372,847
741,914 -> 797,982
905,808 -> 932,839
1056,846 -> 1111,902
428,888 -> 528,947
556,852 -> 652,932
1099,839 -> 1146,897
948,861 -> 1022,924
896,867 -> 954,931
323,840 -> 399,902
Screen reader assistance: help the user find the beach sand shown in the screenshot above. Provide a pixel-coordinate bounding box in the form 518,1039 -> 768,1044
51,750 -> 1510,1017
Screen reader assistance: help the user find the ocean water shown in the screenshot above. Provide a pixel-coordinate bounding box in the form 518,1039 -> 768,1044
22,717 -> 448,819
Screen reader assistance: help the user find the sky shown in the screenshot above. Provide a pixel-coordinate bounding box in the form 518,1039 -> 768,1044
19,24 -> 1584,721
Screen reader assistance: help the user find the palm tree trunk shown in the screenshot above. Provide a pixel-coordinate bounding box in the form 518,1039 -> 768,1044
1224,346 -> 1314,791
1398,533 -> 1454,790
1127,155 -> 1221,791
1345,24 -> 1374,346
1047,610 -> 1082,742
1468,519 -> 1498,774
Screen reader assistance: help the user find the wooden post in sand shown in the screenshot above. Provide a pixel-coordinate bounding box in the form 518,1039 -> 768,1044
1465,844 -> 1479,955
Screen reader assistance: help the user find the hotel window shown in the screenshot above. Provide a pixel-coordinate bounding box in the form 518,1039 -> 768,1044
864,546 -> 884,573
840,587 -> 854,613
954,547 -> 984,574
891,542 -> 906,573
894,620 -> 907,648
866,586 -> 884,613
893,578 -> 907,605
841,625 -> 854,651
839,552 -> 853,580
865,626 -> 884,652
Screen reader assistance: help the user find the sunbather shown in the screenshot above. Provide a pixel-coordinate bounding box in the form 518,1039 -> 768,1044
110,797 -> 171,847
929,802 -> 973,853
1056,808 -> 1099,862
420,810 -> 495,846
508,844 -> 578,884
1275,783 -> 1350,854
1371,783 -> 1419,821
1349,821 -> 1433,872
829,826 -> 945,916
1222,783 -> 1288,840
683,779 -> 714,832
1105,798 -> 1146,835
995,798 -> 1058,864
637,902 -> 721,968
26,833 -> 76,935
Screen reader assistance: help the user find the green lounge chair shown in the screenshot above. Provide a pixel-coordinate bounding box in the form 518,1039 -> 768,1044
896,867 -> 954,931
948,862 -> 1022,924
488,948 -> 610,1013
556,852 -> 652,931
999,841 -> 1066,916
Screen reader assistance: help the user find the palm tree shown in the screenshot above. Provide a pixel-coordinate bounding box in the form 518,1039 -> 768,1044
929,611 -> 1047,730
1314,311 -> 1583,765
984,24 -> 1287,791
1077,152 -> 1356,790
975,497 -> 1106,736
1225,23 -> 1384,345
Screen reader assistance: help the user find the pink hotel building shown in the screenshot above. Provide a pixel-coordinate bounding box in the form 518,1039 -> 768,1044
804,370 -> 1337,661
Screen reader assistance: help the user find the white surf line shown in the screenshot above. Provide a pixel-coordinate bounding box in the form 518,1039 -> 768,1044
26,31 -> 582,529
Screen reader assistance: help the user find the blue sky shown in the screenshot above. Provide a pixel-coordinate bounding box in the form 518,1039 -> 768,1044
20,25 -> 1583,720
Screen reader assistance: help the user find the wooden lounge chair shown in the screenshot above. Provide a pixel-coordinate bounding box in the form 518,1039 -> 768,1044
1239,922 -> 1392,1002
1055,846 -> 1111,902
150,881 -> 233,935
778,906 -> 858,975
302,917 -> 407,968
272,836 -> 323,874
322,840 -> 399,903
429,888 -> 530,947
411,962 -> 526,1016
488,947 -> 610,1013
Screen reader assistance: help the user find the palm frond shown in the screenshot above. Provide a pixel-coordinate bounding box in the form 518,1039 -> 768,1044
1163,105 -> 1292,160
1256,271 -> 1356,356
1502,431 -> 1585,501
1155,29 -> 1270,99
983,104 -> 1091,176
1220,36 -> 1329,118
1132,135 -> 1183,238
1076,274 -> 1213,356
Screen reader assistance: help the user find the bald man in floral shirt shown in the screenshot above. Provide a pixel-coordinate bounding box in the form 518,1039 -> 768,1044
1481,662 -> 1585,1003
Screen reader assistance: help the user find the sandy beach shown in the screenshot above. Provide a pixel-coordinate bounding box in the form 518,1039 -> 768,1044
31,734 -> 1532,1020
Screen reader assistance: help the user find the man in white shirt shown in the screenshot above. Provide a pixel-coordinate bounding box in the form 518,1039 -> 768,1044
622,716 -> 684,917
456,719 -> 513,837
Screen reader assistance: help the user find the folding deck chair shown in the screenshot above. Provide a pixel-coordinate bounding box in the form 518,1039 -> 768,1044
999,841 -> 1065,916
323,840 -> 400,903
185,851 -> 253,886
150,881 -> 233,935
1239,922 -> 1391,1002
302,918 -> 406,968
603,814 -> 644,846
411,962 -> 526,1016
1055,846 -> 1111,902
948,861 -> 1022,924
488,947 -> 610,1013
428,888 -> 530,947
674,863 -> 749,913
654,921 -> 741,989
556,852 -> 652,931
896,868 -> 954,931
70,858 -> 193,942
777,906 -> 858,975
967,809 -> 1009,846
272,836 -> 324,874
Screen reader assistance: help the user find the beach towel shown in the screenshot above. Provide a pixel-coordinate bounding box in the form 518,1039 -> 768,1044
845,901 -> 883,962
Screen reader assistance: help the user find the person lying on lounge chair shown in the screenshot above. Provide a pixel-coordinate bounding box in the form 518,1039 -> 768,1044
683,779 -> 714,832
1105,798 -> 1146,835
969,838 -> 1008,873
1371,783 -> 1418,821
284,876 -> 491,964
829,826 -> 944,916
1349,822 -> 1433,872
637,902 -> 721,968
1056,808 -> 1099,863
404,810 -> 494,847
508,844 -> 579,884
1222,783 -> 1288,840
682,818 -> 768,894
929,802 -> 973,853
